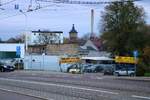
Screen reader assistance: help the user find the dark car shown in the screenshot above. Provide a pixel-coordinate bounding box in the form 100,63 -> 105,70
0,62 -> 15,72
103,69 -> 114,75
84,64 -> 103,73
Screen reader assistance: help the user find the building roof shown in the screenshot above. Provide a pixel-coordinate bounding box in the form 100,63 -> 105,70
81,56 -> 113,61
69,24 -> 78,33
80,40 -> 99,51
32,30 -> 63,33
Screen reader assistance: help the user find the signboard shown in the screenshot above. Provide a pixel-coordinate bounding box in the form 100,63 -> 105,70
16,46 -> 21,57
115,56 -> 137,64
60,57 -> 80,64
133,50 -> 138,58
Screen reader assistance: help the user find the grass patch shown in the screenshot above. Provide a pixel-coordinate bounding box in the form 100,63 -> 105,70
144,73 -> 150,77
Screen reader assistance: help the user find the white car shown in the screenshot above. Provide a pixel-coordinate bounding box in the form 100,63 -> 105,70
67,64 -> 82,74
69,68 -> 81,74
114,68 -> 135,76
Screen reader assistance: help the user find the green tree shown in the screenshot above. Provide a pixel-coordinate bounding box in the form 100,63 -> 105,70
100,1 -> 146,56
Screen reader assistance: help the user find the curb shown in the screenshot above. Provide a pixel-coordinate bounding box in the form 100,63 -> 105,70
116,77 -> 150,82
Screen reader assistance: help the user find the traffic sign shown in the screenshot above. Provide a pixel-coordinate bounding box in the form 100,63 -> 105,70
115,56 -> 137,64
133,50 -> 138,58
16,46 -> 21,57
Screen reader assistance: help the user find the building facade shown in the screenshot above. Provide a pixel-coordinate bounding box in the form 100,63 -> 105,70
28,44 -> 46,54
28,30 -> 63,45
0,43 -> 25,59
47,44 -> 79,55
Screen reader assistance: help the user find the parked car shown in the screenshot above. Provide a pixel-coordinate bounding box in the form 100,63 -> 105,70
67,64 -> 82,74
0,62 -> 15,72
82,64 -> 93,72
84,64 -> 103,73
114,68 -> 135,76
103,69 -> 114,75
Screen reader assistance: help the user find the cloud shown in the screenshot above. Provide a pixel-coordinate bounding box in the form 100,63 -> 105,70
0,0 -> 149,40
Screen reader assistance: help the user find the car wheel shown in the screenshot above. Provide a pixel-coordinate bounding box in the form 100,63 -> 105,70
72,71 -> 76,74
114,73 -> 119,76
130,73 -> 135,77
67,68 -> 70,73
1,68 -> 4,72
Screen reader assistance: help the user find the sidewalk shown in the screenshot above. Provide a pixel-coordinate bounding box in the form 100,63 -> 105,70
116,76 -> 150,82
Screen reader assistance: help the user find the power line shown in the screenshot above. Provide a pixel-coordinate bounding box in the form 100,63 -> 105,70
0,0 -> 17,6
36,0 -> 141,4
0,0 -> 142,21
0,3 -> 58,21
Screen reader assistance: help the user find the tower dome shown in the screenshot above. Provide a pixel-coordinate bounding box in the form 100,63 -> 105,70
69,24 -> 78,43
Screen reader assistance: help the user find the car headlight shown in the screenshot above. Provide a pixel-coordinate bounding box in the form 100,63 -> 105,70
3,65 -> 7,68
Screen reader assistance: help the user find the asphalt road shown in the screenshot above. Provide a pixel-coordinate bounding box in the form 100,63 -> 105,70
0,89 -> 45,100
0,71 -> 150,100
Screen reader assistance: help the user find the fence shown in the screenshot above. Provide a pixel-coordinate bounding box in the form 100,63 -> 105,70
24,55 -> 61,71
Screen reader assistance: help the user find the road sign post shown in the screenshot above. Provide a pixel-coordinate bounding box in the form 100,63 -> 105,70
16,46 -> 21,58
16,46 -> 21,70
133,50 -> 138,76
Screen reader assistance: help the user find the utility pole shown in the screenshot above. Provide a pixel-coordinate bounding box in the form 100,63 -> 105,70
19,10 -> 28,54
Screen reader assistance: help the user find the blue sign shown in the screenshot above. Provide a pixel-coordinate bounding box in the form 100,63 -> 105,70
14,4 -> 19,10
16,46 -> 21,56
133,50 -> 138,58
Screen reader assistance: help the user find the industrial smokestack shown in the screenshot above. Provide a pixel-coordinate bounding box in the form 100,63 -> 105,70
90,9 -> 94,39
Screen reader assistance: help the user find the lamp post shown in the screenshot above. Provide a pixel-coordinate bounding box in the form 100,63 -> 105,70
133,50 -> 138,76
19,10 -> 28,54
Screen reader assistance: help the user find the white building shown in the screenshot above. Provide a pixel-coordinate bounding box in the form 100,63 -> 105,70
0,43 -> 25,59
28,30 -> 63,45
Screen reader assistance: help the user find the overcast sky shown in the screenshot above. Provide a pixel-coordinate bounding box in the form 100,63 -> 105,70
0,0 -> 150,40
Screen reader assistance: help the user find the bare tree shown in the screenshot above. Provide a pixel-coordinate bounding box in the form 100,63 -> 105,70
6,37 -> 17,43
81,33 -> 90,41
38,33 -> 59,44
15,34 -> 25,43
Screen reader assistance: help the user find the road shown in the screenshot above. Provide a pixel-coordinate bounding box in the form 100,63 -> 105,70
0,71 -> 150,100
0,89 -> 45,100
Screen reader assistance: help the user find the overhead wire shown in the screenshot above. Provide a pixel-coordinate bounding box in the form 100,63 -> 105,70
0,0 -> 19,16
0,0 -> 17,6
0,0 -> 142,21
0,3 -> 60,21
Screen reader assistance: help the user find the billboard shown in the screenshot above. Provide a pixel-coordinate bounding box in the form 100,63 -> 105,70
60,57 -> 80,64
115,56 -> 137,64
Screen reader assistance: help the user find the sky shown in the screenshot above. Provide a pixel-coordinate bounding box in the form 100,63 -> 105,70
0,0 -> 150,40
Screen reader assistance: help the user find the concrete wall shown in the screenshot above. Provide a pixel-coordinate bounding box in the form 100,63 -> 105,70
24,55 -> 61,71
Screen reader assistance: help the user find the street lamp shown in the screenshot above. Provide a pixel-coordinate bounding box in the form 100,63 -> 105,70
19,10 -> 28,54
